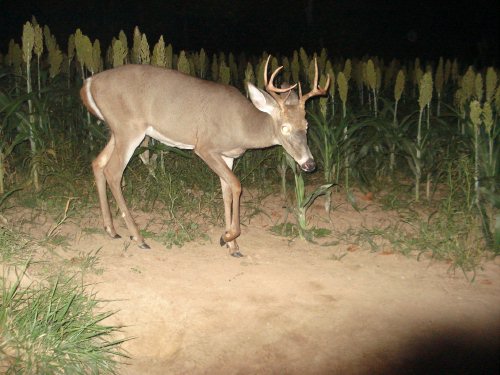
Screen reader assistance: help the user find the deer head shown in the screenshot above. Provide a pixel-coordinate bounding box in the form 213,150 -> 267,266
246,56 -> 330,172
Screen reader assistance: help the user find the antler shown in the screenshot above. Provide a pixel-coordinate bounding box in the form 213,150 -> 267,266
264,56 -> 297,109
299,58 -> 331,104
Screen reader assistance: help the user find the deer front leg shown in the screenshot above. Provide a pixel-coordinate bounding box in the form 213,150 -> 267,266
196,152 -> 243,257
220,177 -> 242,256
219,156 -> 242,256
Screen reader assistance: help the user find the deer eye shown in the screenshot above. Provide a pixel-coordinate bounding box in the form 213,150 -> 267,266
281,124 -> 292,135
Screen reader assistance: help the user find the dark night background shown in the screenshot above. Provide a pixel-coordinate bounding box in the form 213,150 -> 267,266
1,0 -> 498,66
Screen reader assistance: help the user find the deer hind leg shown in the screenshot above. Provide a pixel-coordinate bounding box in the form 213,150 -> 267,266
103,132 -> 150,249
219,156 -> 243,257
93,134 -> 120,239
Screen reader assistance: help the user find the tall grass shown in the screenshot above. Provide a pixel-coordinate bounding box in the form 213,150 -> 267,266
0,225 -> 128,374
0,266 -> 128,374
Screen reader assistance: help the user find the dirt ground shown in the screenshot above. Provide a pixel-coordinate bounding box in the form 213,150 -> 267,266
6,193 -> 500,374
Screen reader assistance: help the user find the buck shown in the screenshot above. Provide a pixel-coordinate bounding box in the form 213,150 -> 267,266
80,56 -> 329,257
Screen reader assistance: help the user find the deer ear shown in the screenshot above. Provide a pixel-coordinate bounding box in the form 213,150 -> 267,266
247,82 -> 278,115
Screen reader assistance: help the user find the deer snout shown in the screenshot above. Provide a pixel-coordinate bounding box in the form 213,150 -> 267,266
300,159 -> 316,172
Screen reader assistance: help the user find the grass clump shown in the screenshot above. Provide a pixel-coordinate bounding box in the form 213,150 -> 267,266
142,221 -> 208,249
411,211 -> 486,272
0,266 -> 127,374
0,227 -> 31,264
334,207 -> 487,276
270,222 -> 332,242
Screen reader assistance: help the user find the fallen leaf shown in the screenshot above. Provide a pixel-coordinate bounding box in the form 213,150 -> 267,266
361,192 -> 374,201
380,248 -> 394,255
347,245 -> 358,252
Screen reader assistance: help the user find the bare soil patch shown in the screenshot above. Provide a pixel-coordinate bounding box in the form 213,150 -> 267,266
4,193 -> 500,374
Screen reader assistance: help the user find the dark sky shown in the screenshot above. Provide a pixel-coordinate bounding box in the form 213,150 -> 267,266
1,0 -> 498,65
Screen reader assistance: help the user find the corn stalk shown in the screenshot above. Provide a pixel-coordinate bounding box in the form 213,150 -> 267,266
285,153 -> 332,240
337,72 -> 349,191
22,22 -> 40,191
391,70 -> 405,172
414,72 -> 433,202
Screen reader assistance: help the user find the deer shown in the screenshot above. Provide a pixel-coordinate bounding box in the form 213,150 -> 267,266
80,56 -> 329,257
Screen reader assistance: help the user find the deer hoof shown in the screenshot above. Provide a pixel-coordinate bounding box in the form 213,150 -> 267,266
231,251 -> 244,258
138,242 -> 151,250
105,227 -> 121,239
220,236 -> 227,246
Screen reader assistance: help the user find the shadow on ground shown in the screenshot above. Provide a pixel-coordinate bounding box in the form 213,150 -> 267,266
370,322 -> 500,375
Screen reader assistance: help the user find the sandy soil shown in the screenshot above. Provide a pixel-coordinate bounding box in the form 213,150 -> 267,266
5,193 -> 500,374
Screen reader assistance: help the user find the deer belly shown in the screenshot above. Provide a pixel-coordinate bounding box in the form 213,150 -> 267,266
145,126 -> 195,150
223,149 -> 245,158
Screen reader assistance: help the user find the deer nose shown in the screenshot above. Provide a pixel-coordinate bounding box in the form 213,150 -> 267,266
301,159 -> 316,172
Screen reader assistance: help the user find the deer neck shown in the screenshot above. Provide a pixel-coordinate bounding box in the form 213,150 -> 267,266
243,109 -> 278,150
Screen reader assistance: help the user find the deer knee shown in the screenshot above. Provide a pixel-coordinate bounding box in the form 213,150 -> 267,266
92,157 -> 106,173
223,228 -> 241,242
103,166 -> 121,185
232,180 -> 241,196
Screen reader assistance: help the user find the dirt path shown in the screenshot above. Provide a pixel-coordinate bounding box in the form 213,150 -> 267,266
5,195 -> 499,374
76,223 -> 500,375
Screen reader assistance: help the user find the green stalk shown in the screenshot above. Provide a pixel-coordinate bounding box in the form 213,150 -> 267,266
36,54 -> 41,97
324,130 -> 336,206
294,171 -> 307,239
415,108 -> 423,202
437,92 -> 441,117
284,152 -> 306,239
77,55 -> 94,152
473,123 -> 480,205
86,110 -> 94,152
368,89 -> 372,112
426,172 -> 431,201
344,135 -> 349,191
323,132 -> 332,184
279,150 -> 288,203
25,59 -> 39,191
390,99 -> 399,172
489,136 -> 493,167
426,103 -> 430,129
323,131 -> 333,212
425,103 -> 431,200
0,151 -> 4,194
342,109 -> 349,192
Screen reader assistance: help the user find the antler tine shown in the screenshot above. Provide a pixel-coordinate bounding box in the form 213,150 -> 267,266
263,55 -> 271,88
268,66 -> 286,91
264,55 -> 298,108
266,67 -> 298,93
313,58 -> 319,90
282,90 -> 293,104
300,57 -> 330,104
325,74 -> 331,91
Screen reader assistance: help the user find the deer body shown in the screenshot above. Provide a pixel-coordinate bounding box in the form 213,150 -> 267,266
81,60 -> 328,256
